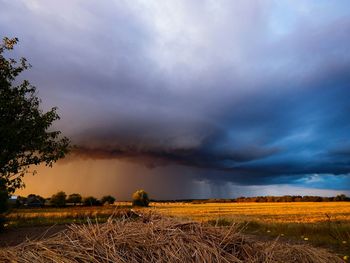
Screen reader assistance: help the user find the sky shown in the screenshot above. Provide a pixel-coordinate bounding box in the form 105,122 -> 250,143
1,0 -> 350,199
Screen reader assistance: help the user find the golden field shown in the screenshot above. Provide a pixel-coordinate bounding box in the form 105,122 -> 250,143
7,201 -> 350,224
151,202 -> 350,223
5,202 -> 350,256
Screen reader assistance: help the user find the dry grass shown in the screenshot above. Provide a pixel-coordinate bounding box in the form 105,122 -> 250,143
0,212 -> 344,263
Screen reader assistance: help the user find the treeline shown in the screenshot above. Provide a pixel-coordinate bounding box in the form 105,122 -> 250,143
11,192 -> 116,208
234,194 -> 350,203
10,189 -> 151,208
11,193 -> 350,208
154,194 -> 350,203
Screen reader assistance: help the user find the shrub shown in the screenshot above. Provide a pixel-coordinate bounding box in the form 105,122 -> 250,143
50,191 -> 66,207
132,190 -> 150,207
101,195 -> 116,205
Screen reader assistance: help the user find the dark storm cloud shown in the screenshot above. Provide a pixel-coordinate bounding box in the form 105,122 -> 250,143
72,142 -> 279,170
1,0 -> 350,190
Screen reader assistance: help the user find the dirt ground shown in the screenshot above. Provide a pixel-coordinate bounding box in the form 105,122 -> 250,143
0,225 -> 68,247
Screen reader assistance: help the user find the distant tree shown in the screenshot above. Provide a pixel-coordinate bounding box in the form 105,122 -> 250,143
67,193 -> 82,205
0,37 -> 70,227
256,196 -> 267,202
26,194 -> 45,207
315,196 -> 323,202
132,190 -> 150,207
293,196 -> 303,202
50,191 -> 66,207
83,196 -> 101,206
101,195 -> 115,205
27,194 -> 45,203
335,194 -> 349,201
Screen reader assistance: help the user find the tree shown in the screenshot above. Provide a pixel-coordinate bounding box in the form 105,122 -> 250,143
335,194 -> 349,201
83,196 -> 101,206
50,191 -> 66,207
132,190 -> 150,207
0,37 -> 70,218
26,194 -> 45,207
67,193 -> 82,205
101,195 -> 115,205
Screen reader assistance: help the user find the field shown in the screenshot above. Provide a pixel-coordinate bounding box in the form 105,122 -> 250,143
152,202 -> 350,223
3,202 -> 350,259
153,202 -> 350,255
8,201 -> 350,223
